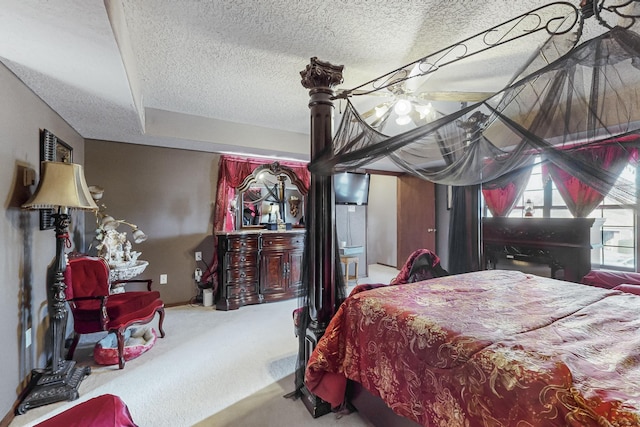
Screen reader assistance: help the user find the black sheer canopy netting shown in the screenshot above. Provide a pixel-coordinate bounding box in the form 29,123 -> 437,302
291,4 -> 640,408
310,26 -> 640,207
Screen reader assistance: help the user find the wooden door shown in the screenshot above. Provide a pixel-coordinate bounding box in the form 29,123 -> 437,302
396,175 -> 436,268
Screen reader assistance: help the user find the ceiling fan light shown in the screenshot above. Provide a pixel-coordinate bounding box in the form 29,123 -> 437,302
375,105 -> 389,118
414,102 -> 432,119
395,115 -> 412,126
393,99 -> 412,116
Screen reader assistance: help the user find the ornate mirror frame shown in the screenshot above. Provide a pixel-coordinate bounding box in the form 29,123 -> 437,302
235,162 -> 308,229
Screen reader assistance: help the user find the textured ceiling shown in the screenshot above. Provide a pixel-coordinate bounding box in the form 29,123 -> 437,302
0,0 -> 622,166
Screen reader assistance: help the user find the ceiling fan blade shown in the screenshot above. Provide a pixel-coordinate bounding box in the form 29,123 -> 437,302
416,91 -> 495,102
358,106 -> 378,120
357,101 -> 393,120
336,88 -> 396,98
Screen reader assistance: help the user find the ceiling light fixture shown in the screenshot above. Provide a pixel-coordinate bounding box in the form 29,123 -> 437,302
414,102 -> 433,119
393,99 -> 412,116
395,115 -> 412,126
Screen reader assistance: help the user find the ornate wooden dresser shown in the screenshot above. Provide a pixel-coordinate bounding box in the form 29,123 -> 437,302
216,229 -> 305,310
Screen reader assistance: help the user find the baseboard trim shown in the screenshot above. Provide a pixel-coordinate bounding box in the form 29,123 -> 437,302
377,262 -> 397,269
0,409 -> 15,427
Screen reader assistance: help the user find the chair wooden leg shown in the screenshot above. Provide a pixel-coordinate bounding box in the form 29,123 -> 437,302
66,333 -> 80,360
157,307 -> 166,338
344,260 -> 348,284
116,328 -> 126,369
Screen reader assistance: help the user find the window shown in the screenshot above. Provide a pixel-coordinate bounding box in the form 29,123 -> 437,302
484,158 -> 638,271
590,164 -> 637,270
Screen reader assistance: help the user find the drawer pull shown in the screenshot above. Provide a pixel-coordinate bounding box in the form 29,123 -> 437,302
240,272 -> 246,278
240,256 -> 246,262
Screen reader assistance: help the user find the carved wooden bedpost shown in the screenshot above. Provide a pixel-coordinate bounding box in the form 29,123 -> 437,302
300,57 -> 343,330
299,57 -> 343,417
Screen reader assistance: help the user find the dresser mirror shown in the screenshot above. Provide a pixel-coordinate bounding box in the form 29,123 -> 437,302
235,162 -> 306,229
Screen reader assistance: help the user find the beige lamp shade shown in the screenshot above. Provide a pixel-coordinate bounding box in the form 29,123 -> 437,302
22,161 -> 98,211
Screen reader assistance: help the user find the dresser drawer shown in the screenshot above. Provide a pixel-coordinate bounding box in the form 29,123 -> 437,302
225,267 -> 258,283
226,252 -> 258,267
261,234 -> 305,251
226,283 -> 258,298
225,235 -> 259,252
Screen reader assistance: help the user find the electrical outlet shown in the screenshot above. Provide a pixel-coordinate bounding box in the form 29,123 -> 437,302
160,274 -> 168,285
195,251 -> 202,261
25,328 -> 31,348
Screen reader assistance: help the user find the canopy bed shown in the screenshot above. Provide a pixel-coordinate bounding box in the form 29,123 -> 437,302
294,0 -> 640,425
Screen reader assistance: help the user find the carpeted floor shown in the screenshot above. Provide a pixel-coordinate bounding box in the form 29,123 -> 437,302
9,264 -> 398,427
194,373 -> 372,427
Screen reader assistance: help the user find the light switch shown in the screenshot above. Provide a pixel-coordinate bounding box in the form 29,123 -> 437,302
23,167 -> 35,186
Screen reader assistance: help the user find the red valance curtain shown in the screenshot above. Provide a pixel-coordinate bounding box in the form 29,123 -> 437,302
213,155 -> 310,232
481,168 -> 533,217
203,155 -> 310,289
543,136 -> 639,217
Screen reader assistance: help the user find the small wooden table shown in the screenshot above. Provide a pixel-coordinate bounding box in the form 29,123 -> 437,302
340,255 -> 359,284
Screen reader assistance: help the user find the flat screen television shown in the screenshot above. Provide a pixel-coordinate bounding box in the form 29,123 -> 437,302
334,172 -> 370,205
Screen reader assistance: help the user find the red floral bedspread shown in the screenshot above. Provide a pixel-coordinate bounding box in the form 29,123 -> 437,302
305,270 -> 640,426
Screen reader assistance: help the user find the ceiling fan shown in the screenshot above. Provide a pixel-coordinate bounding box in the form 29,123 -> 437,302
342,65 -> 495,130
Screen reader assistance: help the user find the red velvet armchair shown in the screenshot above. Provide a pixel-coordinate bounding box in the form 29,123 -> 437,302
65,256 -> 165,369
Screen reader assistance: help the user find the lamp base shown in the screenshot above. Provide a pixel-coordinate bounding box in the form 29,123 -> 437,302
16,360 -> 91,414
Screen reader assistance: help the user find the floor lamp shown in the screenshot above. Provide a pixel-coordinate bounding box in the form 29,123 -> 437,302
17,161 -> 98,414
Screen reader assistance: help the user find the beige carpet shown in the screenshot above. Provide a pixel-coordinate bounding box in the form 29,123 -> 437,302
9,264 -> 398,427
195,374 -> 372,427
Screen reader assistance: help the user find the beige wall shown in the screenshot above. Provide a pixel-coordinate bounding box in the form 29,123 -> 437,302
0,63 -> 86,419
367,175 -> 448,270
0,61 -> 221,419
435,184 -> 451,270
84,140 -> 220,305
367,174 -> 398,267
